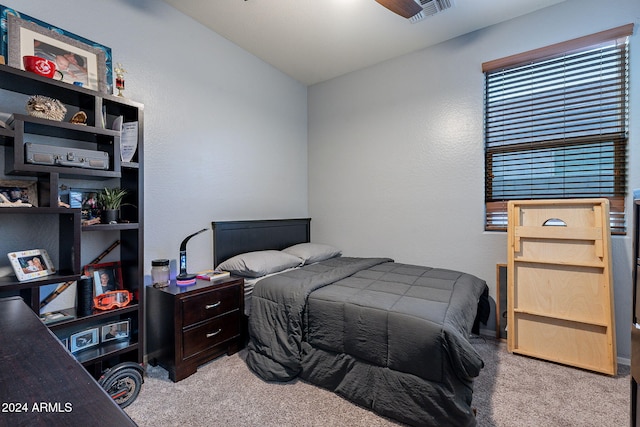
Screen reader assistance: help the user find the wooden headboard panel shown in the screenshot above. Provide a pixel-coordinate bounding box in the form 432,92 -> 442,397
211,218 -> 311,267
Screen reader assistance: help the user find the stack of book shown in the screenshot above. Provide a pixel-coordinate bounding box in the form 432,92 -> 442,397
195,269 -> 230,281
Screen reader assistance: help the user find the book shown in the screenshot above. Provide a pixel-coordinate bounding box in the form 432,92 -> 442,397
196,269 -> 230,281
40,309 -> 75,325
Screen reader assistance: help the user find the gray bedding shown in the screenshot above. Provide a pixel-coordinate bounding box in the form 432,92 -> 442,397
246,257 -> 488,427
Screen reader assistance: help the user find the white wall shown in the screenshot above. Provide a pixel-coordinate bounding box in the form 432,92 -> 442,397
6,0 -> 639,360
308,0 -> 640,359
4,0 -> 309,274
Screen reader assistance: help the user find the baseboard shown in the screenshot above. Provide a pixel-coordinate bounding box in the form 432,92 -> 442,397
478,328 -> 500,339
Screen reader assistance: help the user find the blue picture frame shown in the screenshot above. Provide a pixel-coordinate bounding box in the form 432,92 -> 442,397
0,5 -> 112,93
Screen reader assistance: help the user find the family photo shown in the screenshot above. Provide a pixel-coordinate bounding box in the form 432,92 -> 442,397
33,39 -> 89,86
18,254 -> 45,274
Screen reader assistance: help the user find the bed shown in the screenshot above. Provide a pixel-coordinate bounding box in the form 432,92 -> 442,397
212,218 -> 489,427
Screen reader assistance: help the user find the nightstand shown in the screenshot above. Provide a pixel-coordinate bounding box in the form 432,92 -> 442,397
146,276 -> 244,382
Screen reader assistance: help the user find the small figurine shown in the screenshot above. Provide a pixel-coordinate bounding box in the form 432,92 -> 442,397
82,217 -> 101,226
114,63 -> 126,97
26,95 -> 67,121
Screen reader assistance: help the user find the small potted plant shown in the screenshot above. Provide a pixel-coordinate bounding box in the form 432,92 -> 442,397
98,188 -> 130,224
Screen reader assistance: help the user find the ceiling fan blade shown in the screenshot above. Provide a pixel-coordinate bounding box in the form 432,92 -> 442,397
375,0 -> 423,18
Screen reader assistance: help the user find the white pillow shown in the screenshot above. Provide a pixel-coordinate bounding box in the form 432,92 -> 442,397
282,243 -> 341,265
217,250 -> 303,278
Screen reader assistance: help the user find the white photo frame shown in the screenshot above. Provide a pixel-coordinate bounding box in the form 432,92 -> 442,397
101,319 -> 130,343
70,327 -> 99,353
7,249 -> 55,281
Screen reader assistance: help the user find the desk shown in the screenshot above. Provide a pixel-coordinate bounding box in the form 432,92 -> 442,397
0,297 -> 136,426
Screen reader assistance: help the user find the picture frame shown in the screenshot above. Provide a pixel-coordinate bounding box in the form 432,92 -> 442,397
69,327 -> 99,353
84,261 -> 123,297
69,188 -> 101,220
0,179 -> 37,207
101,319 -> 130,343
7,248 -> 55,281
0,6 -> 112,93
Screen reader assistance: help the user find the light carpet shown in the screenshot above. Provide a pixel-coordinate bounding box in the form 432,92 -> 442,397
125,336 -> 629,426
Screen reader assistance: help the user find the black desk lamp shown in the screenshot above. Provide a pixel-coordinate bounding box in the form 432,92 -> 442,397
176,227 -> 208,286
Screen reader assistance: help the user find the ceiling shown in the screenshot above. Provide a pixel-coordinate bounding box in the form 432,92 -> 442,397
163,0 -> 565,86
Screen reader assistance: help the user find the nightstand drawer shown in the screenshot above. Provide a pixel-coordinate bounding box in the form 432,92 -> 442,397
183,311 -> 240,358
181,285 -> 240,326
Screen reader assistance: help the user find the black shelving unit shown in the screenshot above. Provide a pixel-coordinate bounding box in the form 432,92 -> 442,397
0,63 -> 144,396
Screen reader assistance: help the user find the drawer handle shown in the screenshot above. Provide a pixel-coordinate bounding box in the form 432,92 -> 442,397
206,329 -> 222,338
205,301 -> 221,309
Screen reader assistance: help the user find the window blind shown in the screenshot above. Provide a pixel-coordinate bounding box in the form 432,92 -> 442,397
483,25 -> 632,234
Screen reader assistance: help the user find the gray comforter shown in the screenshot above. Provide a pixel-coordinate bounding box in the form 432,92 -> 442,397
246,257 -> 487,426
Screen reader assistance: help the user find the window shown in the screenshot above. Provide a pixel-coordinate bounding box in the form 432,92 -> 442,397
483,24 -> 633,234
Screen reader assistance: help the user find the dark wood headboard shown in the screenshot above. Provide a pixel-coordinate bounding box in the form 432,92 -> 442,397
211,218 -> 311,267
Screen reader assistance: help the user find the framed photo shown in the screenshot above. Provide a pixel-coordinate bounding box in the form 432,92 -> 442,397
101,319 -> 130,343
69,188 -> 101,220
0,179 -> 37,207
70,327 -> 99,353
0,6 -> 112,93
7,249 -> 55,281
84,261 -> 122,297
